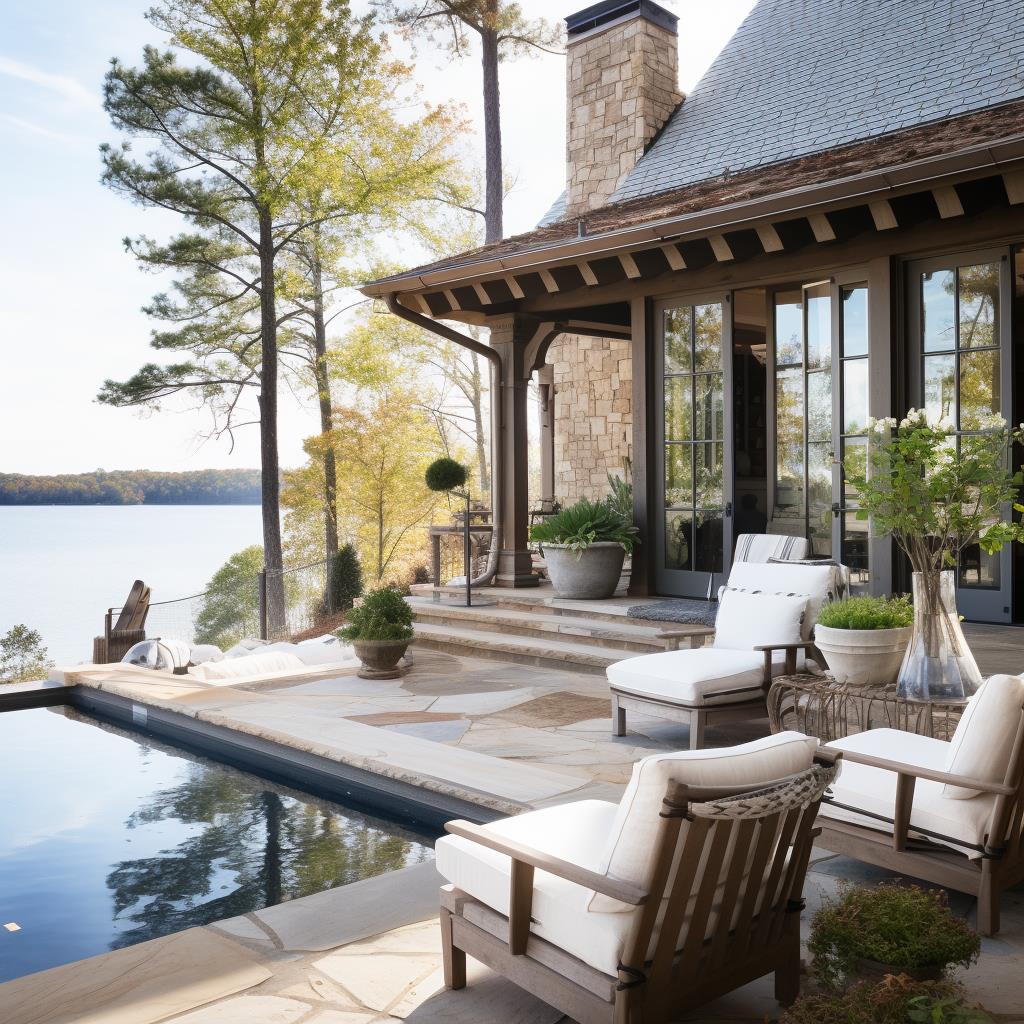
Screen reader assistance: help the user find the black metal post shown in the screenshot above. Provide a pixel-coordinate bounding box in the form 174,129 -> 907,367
464,490 -> 472,608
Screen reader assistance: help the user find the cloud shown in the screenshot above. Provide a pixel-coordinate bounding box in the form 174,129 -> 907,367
0,111 -> 87,146
0,55 -> 97,108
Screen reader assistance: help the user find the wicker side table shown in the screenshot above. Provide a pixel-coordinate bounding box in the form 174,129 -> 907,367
767,673 -> 968,743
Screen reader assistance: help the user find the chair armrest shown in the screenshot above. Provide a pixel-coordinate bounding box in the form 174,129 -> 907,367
444,820 -> 647,906
656,626 -> 714,651
819,745 -> 1016,796
753,641 -> 817,682
753,642 -> 817,653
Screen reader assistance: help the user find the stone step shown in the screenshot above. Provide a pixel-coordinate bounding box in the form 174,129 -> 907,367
409,600 -> 670,654
411,621 -> 643,675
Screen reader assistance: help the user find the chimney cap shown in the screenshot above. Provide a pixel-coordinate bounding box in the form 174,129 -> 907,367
565,0 -> 678,40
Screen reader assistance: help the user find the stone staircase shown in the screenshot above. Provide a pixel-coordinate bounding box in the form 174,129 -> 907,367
408,589 -> 691,675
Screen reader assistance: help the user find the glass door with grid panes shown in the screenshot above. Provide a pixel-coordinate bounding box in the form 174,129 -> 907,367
770,279 -> 871,586
654,295 -> 733,597
908,252 -> 1013,622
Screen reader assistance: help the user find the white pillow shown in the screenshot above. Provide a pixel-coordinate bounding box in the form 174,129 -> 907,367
589,731 -> 819,912
726,561 -> 838,638
943,674 -> 1024,799
188,651 -> 304,681
713,589 -> 807,659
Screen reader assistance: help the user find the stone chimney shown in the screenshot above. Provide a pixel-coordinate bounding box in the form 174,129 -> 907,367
564,0 -> 682,217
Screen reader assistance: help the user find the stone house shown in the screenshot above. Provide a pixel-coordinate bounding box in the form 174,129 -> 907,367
363,0 -> 1024,624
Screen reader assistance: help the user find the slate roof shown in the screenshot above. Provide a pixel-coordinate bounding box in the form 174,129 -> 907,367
615,0 -> 1024,203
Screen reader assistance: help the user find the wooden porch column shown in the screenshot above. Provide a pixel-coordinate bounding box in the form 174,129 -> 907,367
629,296 -> 651,596
537,363 -> 556,506
489,316 -> 539,587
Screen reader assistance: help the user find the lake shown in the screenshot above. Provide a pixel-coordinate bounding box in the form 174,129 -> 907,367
0,505 -> 264,666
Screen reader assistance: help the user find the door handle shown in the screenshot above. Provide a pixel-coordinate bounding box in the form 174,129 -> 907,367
725,501 -> 733,517
831,502 -> 841,519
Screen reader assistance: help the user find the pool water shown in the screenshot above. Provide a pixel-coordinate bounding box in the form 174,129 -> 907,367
0,706 -> 435,982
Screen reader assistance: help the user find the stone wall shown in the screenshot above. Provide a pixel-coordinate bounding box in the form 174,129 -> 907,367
565,17 -> 681,216
548,334 -> 633,503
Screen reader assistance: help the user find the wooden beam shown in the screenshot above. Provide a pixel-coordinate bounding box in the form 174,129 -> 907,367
412,293 -> 432,316
755,224 -> 784,253
1003,171 -> 1024,205
933,186 -> 964,219
472,282 -> 491,305
504,275 -> 525,300
538,268 -> 560,293
442,288 -> 462,311
577,261 -> 599,286
709,235 -> 734,262
619,252 -> 642,279
868,200 -> 898,231
660,243 -> 686,270
808,213 -> 836,243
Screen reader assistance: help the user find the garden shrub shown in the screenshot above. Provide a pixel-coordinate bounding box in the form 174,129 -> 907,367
338,586 -> 414,643
329,543 -> 364,613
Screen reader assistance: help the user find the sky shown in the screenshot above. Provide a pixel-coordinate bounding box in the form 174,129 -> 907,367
0,0 -> 757,475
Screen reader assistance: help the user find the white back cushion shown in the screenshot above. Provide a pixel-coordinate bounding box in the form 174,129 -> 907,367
944,674 -> 1024,799
713,589 -> 807,659
726,561 -> 838,638
589,731 -> 819,912
734,534 -> 810,563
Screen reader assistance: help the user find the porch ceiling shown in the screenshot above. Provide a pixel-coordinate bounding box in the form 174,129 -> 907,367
361,102 -> 1024,323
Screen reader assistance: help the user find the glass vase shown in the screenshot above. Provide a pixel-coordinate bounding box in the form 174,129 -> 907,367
897,570 -> 982,702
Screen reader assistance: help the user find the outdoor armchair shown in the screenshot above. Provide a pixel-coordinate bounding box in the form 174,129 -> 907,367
92,579 -> 151,664
609,560 -> 844,748
817,673 -> 1024,935
436,732 -> 839,1024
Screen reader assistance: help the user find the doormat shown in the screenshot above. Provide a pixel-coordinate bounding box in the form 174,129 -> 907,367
626,599 -> 718,627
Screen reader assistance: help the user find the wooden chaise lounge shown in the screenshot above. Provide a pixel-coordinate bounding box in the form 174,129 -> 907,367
92,579 -> 151,663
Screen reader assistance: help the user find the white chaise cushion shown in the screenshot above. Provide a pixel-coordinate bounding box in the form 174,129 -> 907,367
607,648 -> 765,707
590,731 -> 818,912
713,589 -> 807,661
820,729 -> 996,858
725,561 -> 839,638
944,674 -> 1024,799
436,800 -> 634,975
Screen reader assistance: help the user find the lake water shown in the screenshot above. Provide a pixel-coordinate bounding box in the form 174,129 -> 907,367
0,506 -> 265,665
0,706 -> 434,982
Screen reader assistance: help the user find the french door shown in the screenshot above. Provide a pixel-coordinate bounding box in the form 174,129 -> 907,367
654,294 -> 733,597
907,250 -> 1013,622
769,277 -> 871,587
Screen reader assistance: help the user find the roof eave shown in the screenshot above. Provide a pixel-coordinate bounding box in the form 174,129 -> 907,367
360,133 -> 1024,298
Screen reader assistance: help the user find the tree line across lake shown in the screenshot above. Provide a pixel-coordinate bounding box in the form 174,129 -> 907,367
0,470 -> 261,505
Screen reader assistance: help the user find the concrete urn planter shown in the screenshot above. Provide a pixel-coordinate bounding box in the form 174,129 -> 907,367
815,624 -> 913,687
541,541 -> 626,600
352,638 -> 410,679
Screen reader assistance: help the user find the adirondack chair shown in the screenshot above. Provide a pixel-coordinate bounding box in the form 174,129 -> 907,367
818,672 -> 1024,935
436,733 -> 839,1024
609,560 -> 847,748
92,579 -> 151,664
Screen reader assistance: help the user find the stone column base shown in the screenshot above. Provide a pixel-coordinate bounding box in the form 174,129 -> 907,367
495,549 -> 540,588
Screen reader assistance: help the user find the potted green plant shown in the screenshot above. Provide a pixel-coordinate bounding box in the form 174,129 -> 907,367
808,883 -> 981,990
848,410 -> 1024,700
815,595 -> 914,687
530,497 -> 639,599
780,975 -> 992,1024
337,586 -> 414,679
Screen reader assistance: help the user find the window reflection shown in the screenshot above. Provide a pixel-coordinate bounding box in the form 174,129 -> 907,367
664,444 -> 692,508
923,269 -> 956,352
842,287 -> 868,357
958,348 -> 999,430
958,264 -> 999,348
806,283 -> 831,370
924,354 -> 956,422
664,308 -> 692,373
665,511 -> 692,571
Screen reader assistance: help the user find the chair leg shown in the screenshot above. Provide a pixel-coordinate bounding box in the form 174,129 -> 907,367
774,929 -> 801,1006
688,710 -> 706,750
612,695 -> 627,737
440,907 -> 466,990
977,867 -> 1000,936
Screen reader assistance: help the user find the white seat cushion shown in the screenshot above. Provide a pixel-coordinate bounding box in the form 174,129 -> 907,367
436,800 -> 634,975
725,562 -> 839,638
607,648 -> 766,707
819,729 -> 996,858
944,674 -> 1024,799
591,731 -> 819,912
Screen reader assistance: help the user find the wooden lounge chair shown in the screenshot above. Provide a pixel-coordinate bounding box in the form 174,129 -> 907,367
610,561 -> 845,748
436,733 -> 840,1024
92,579 -> 151,664
817,673 -> 1024,935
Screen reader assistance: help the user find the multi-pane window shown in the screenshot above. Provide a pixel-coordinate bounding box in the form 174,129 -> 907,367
919,262 -> 1001,588
838,285 -> 869,584
663,303 -> 725,574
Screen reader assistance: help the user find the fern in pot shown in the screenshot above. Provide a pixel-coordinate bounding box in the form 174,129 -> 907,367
815,595 -> 914,687
530,498 -> 639,599
337,586 -> 414,679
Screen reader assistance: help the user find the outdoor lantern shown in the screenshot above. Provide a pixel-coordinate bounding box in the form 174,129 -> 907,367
121,638 -> 192,674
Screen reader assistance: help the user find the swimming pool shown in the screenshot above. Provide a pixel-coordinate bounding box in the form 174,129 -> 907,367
0,706 -> 436,983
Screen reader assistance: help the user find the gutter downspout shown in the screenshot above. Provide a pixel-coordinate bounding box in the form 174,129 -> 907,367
385,294 -> 504,588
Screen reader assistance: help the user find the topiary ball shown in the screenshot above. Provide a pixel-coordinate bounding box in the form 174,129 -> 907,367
425,457 -> 468,493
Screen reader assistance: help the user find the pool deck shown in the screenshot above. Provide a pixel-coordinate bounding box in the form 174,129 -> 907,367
3,631 -> 1024,1022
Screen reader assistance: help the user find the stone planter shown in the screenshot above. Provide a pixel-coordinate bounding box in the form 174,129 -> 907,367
542,541 -> 626,600
815,624 -> 913,687
352,638 -> 410,679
